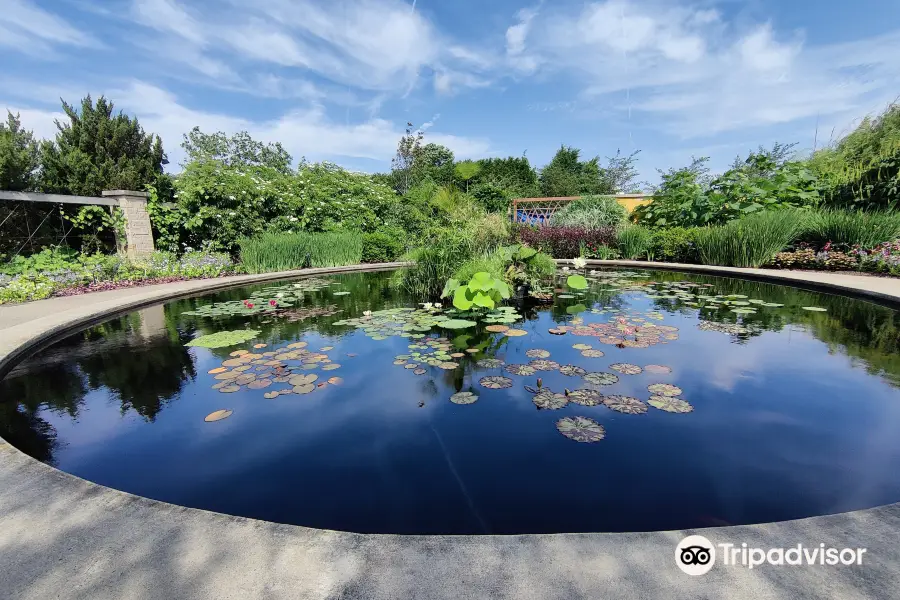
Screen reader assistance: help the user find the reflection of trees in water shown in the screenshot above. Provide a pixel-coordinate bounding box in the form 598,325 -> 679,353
0,402 -> 58,465
641,270 -> 900,387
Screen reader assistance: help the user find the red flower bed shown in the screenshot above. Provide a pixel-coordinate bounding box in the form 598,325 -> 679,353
518,226 -> 617,259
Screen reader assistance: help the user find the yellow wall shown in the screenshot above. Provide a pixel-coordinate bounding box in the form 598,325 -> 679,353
615,196 -> 653,213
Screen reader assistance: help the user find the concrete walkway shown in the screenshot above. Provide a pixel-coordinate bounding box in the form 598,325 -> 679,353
1,262 -> 899,599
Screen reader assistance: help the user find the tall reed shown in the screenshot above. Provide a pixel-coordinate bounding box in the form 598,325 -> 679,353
801,209 -> 900,248
239,232 -> 363,273
694,211 -> 805,268
616,225 -> 653,259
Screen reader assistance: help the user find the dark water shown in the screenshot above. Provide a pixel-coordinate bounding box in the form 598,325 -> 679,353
3,268 -> 900,534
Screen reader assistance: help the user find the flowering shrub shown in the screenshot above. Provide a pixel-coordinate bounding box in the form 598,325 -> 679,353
0,250 -> 236,304
518,226 -> 617,259
852,240 -> 900,275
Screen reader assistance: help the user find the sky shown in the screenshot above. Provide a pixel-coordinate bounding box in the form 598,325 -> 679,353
2,0 -> 900,185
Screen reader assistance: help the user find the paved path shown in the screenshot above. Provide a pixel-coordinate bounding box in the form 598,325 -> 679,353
1,262 -> 899,599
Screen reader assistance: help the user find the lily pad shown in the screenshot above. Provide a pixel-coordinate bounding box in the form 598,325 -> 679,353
235,374 -> 257,385
263,391 -> 279,399
322,364 -> 341,371
320,346 -> 334,351
450,391 -> 479,405
526,349 -> 551,358
581,349 -> 605,358
214,371 -> 241,380
505,364 -> 537,376
557,294 -> 575,299
548,328 -> 567,335
477,358 -> 504,368
205,409 -> 234,422
648,383 -> 682,397
253,343 -> 267,349
566,275 -> 589,290
644,364 -> 672,374
802,306 -> 827,312
604,395 -> 648,414
333,291 -> 351,296
229,350 -> 249,357
609,363 -> 643,375
438,362 -> 459,370
480,376 -> 513,389
293,384 -> 316,394
186,330 -> 261,349
442,319 -> 478,329
289,374 -> 318,386
413,368 -> 427,375
485,324 -> 509,333
404,363 -> 419,370
648,396 -> 694,413
568,389 -> 605,407
208,367 -> 227,374
248,379 -> 272,390
505,329 -> 528,337
555,416 -> 605,442
533,390 -> 568,410
529,359 -> 561,371
584,372 -> 619,386
572,343 -> 592,350
218,385 -> 240,393
559,364 -> 587,377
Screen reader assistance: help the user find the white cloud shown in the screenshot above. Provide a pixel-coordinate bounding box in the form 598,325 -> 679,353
0,0 -> 100,56
509,0 -> 900,138
5,81 -> 490,169
131,0 -> 204,44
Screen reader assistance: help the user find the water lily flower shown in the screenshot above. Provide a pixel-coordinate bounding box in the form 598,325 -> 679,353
422,302 -> 433,309
434,303 -> 442,309
246,302 -> 254,309
572,257 -> 587,269
562,266 -> 570,272
363,310 -> 372,317
269,299 -> 278,307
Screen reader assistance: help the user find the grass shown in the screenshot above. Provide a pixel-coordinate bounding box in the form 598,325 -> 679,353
801,209 -> 900,248
399,232 -> 476,299
616,225 -> 653,259
693,210 -> 805,268
239,232 -> 363,274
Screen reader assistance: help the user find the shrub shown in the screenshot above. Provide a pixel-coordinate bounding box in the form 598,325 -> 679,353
362,228 -> 406,263
239,232 -> 363,273
616,225 -> 653,259
693,211 -> 805,268
550,195 -> 627,230
519,226 -> 617,259
526,251 -> 557,280
582,244 -> 621,260
470,182 -> 509,213
647,227 -> 701,263
400,230 -> 476,299
453,249 -> 508,283
800,209 -> 900,249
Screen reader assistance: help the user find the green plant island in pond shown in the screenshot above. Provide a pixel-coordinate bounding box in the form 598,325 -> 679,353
441,271 -> 511,310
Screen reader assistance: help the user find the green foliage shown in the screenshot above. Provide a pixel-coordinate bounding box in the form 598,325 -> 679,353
583,245 -> 620,260
635,149 -> 821,228
810,103 -> 900,210
470,156 -> 540,198
400,230 -> 477,299
470,182 -> 510,212
452,250 -> 508,283
800,209 -> 900,248
362,228 -> 406,263
551,195 -> 627,229
633,158 -> 711,227
0,112 -> 39,191
39,95 -> 166,196
442,272 -> 510,310
693,210 -> 806,268
540,145 -> 613,197
388,125 -> 457,192
185,330 -> 260,349
60,204 -> 125,254
454,160 -> 481,192
238,232 -> 363,273
616,225 -> 653,259
566,274 -> 588,289
181,127 -> 292,172
647,227 -> 700,263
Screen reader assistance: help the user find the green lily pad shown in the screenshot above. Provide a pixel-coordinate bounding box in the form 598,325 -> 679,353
581,349 -> 605,358
559,364 -> 587,377
568,389 -> 604,407
555,416 -> 605,442
648,396 -> 693,413
450,392 -> 479,405
480,376 -> 513,389
186,330 -> 261,349
205,409 -> 234,422
476,358 -> 505,369
533,390 -> 568,410
566,275 -> 589,290
557,294 -> 575,299
525,349 -> 551,358
505,364 -> 537,376
442,319 -> 478,329
802,306 -> 827,312
644,364 -> 672,375
584,372 -> 619,386
604,395 -> 648,414
609,363 -> 642,375
289,374 -> 318,386
529,359 -> 561,371
572,344 -> 592,350
648,383 -> 682,397
322,364 -> 341,371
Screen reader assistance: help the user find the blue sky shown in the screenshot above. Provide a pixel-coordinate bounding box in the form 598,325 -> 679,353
2,0 -> 899,186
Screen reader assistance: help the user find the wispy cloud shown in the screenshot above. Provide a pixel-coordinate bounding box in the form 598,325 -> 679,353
0,0 -> 101,57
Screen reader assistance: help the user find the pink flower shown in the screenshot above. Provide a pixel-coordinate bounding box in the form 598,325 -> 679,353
269,299 -> 277,306
246,302 -> 254,309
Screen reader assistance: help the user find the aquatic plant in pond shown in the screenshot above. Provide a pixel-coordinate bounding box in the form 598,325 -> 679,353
186,330 -> 260,348
7,267 -> 900,535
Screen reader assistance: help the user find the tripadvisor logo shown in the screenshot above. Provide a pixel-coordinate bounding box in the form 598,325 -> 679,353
676,535 -> 867,576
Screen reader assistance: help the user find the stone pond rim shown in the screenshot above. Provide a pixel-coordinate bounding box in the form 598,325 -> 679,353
1,261 -> 899,600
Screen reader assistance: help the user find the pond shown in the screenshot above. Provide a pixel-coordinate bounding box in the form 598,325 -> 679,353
2,268 -> 900,534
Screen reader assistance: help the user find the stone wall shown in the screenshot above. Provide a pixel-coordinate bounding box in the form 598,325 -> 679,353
101,190 -> 155,259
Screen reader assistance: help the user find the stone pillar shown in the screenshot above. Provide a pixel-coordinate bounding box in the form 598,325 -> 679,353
101,190 -> 155,260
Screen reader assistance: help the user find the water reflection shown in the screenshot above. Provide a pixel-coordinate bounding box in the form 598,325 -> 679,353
1,269 -> 899,533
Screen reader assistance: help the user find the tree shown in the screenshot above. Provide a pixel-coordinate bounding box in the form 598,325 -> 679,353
539,145 -> 613,197
472,156 -> 539,198
390,122 -> 424,194
454,160 -> 481,192
415,143 -> 455,186
39,95 -> 167,196
603,150 -> 643,193
0,112 -> 40,191
181,127 -> 293,172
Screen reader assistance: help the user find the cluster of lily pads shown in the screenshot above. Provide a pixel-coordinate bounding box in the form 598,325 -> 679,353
331,304 -> 525,342
181,277 -> 338,318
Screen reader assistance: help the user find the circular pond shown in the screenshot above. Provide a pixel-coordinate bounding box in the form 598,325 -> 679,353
3,268 -> 900,534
